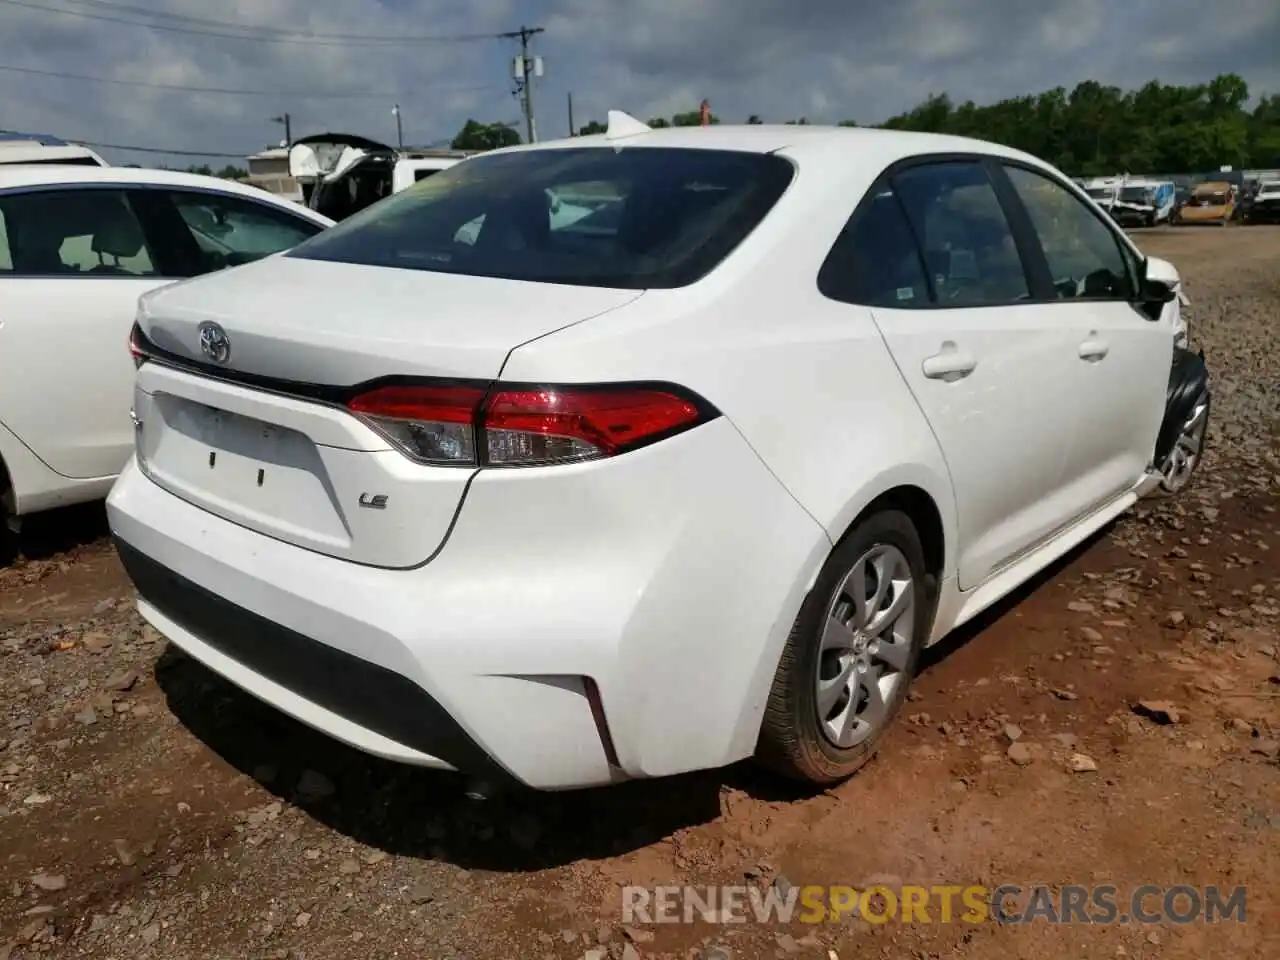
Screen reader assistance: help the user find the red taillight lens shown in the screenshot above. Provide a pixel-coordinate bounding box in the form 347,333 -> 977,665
345,381 -> 710,467
129,324 -> 146,368
347,384 -> 486,465
483,387 -> 701,464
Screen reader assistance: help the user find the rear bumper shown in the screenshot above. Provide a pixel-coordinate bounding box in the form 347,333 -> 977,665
115,538 -> 513,782
107,417 -> 829,790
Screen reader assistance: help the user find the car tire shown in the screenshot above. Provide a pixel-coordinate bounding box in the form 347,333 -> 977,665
0,472 -> 16,567
757,509 -> 932,785
1155,388 -> 1210,497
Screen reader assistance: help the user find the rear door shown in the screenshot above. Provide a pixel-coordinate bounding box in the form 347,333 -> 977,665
856,159 -> 1085,590
999,163 -> 1171,512
0,186 -> 169,479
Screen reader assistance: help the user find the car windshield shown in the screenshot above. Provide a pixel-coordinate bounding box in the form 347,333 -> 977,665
287,146 -> 796,289
1259,182 -> 1280,196
1119,186 -> 1150,203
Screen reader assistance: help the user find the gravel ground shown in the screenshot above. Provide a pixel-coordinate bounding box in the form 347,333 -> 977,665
2,226 -> 1279,960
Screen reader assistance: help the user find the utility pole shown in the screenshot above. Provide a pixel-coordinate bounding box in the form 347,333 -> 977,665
270,112 -> 292,146
567,92 -> 575,137
392,104 -> 403,149
501,24 -> 544,143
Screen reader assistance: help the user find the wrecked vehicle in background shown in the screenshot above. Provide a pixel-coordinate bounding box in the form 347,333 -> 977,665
1082,177 -> 1121,216
1247,179 -> 1280,223
1176,180 -> 1236,225
288,133 -> 469,221
1110,180 -> 1176,227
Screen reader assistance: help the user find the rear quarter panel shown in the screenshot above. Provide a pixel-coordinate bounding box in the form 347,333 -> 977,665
499,156 -> 958,573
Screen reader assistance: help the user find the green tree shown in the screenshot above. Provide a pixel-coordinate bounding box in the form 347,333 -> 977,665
578,120 -> 607,136
450,119 -> 521,152
671,109 -> 720,126
877,73 -> 1279,175
498,77 -> 1280,175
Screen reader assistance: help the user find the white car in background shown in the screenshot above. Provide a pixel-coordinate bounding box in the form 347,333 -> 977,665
0,166 -> 332,553
0,130 -> 108,167
110,115 -> 1209,792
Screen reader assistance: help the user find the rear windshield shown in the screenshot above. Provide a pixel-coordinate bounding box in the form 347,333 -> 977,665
287,146 -> 795,288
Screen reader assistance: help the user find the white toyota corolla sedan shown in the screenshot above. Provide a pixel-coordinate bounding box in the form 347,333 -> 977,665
108,114 -> 1209,792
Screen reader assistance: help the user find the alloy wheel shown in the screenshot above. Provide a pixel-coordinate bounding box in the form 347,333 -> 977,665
1160,395 -> 1209,494
814,544 -> 916,748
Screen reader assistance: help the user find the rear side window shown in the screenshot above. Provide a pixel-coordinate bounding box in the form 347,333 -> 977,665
891,161 -> 1030,306
288,147 -> 796,289
819,187 -> 930,308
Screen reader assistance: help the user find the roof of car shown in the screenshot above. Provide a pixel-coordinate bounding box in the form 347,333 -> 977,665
489,122 -> 1054,176
0,164 -> 331,221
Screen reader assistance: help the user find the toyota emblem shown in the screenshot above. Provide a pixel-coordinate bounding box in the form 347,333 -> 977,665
198,322 -> 231,365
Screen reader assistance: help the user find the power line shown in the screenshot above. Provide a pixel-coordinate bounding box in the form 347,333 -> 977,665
0,0 -> 501,45
0,128 -> 251,158
78,139 -> 251,159
0,62 -> 494,99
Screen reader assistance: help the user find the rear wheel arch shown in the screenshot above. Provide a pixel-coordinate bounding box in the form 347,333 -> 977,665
836,485 -> 946,621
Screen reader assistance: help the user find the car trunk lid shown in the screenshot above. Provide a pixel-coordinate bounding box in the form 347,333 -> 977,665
133,258 -> 643,566
138,255 -> 643,384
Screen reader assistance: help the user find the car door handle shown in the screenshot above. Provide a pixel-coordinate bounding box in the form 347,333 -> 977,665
921,343 -> 977,381
1078,334 -> 1110,361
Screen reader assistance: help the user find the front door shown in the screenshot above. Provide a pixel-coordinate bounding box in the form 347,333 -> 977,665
1000,164 -> 1173,511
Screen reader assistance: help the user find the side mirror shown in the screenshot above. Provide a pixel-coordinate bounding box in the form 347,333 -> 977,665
1139,255 -> 1179,304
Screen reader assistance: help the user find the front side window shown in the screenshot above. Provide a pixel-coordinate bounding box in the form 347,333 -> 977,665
1004,165 -> 1136,300
890,161 -> 1030,307
0,188 -> 157,277
287,147 -> 796,289
168,191 -> 322,271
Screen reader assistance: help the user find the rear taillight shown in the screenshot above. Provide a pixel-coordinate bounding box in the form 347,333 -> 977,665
348,384 -> 485,465
346,381 -> 713,467
128,324 -> 146,368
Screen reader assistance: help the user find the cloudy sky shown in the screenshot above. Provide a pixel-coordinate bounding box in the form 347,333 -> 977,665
1,0 -> 1278,167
